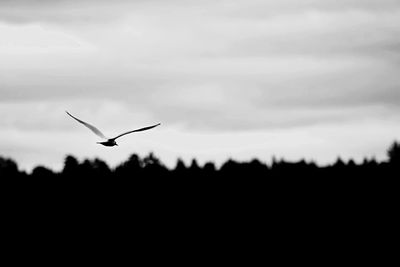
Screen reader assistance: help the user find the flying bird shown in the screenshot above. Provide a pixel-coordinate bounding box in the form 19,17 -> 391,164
66,111 -> 160,147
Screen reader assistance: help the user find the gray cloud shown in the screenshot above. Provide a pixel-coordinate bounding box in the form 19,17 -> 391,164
0,0 -> 134,24
1,0 -> 400,25
1,0 -> 400,170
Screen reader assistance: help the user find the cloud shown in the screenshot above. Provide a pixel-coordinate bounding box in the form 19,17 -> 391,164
1,0 -> 400,26
1,0 -> 400,170
0,0 -> 133,24
1,4 -> 400,129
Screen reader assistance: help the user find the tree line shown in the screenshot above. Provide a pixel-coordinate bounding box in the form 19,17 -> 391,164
1,141 -> 399,178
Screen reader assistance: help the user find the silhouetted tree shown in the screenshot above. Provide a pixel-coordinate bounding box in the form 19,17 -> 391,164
247,159 -> 269,174
127,154 -> 143,169
175,159 -> 186,170
189,159 -> 201,177
0,156 -> 21,178
31,166 -> 55,178
220,159 -> 245,178
142,153 -> 168,177
80,159 -> 95,177
203,162 -> 216,176
3,141 -> 400,179
333,157 -> 346,168
114,154 -> 144,178
62,155 -> 79,178
173,158 -> 187,178
92,158 -> 112,177
387,141 -> 400,166
363,157 -> 377,167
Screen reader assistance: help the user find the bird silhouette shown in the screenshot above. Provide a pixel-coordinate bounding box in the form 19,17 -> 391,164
66,111 -> 160,147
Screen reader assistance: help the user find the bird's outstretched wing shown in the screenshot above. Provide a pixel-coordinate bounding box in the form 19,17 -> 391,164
66,111 -> 108,140
112,123 -> 161,140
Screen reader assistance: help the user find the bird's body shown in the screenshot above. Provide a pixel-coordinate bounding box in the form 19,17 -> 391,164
97,140 -> 118,147
66,111 -> 160,147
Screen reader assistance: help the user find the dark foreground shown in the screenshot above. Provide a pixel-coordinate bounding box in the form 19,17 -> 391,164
1,143 -> 397,248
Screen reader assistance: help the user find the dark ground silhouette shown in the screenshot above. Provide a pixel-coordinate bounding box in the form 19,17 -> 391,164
1,141 -> 399,179
1,142 -> 397,230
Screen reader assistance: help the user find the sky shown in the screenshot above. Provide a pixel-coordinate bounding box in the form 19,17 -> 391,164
1,0 -> 400,172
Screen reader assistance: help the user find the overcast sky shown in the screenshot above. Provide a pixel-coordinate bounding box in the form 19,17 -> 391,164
1,0 -> 400,171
